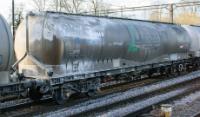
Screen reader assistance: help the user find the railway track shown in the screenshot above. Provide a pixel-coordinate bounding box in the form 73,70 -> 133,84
0,77 -> 160,117
34,70 -> 200,117
192,112 -> 200,117
1,70 -> 200,117
0,77 -> 158,110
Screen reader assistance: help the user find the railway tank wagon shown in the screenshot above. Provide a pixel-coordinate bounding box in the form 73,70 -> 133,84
5,11 -> 200,103
15,12 -> 193,78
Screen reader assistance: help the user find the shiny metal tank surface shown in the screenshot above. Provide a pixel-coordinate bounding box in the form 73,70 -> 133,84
0,15 -> 13,71
15,12 -> 194,78
183,25 -> 200,56
0,15 -> 13,84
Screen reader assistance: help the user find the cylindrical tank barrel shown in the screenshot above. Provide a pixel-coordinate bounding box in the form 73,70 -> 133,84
0,15 -> 13,71
14,12 -> 192,76
0,15 -> 13,84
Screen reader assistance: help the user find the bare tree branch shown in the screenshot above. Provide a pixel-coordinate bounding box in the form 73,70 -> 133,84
32,0 -> 47,11
72,0 -> 82,13
89,0 -> 110,16
62,0 -> 83,13
62,0 -> 73,13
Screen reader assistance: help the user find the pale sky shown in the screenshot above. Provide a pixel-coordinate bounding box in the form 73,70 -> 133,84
0,0 -> 181,21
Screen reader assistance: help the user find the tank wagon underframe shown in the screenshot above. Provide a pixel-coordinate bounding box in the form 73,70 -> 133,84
0,57 -> 200,104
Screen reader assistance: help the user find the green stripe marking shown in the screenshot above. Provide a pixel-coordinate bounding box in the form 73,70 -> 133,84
127,25 -> 139,53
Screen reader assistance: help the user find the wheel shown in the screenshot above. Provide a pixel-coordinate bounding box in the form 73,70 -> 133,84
53,88 -> 69,105
29,87 -> 43,102
147,71 -> 153,78
171,65 -> 178,76
86,89 -> 98,97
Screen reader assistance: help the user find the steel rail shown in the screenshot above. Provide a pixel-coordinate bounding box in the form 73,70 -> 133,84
35,70 -> 200,117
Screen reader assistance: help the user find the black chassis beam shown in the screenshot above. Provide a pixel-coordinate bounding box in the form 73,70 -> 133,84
0,57 -> 199,97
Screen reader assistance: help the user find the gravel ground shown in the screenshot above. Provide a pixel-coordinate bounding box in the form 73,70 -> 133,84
148,87 -> 200,117
1,79 -> 157,117
36,71 -> 200,117
172,90 -> 200,117
95,88 -> 188,117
